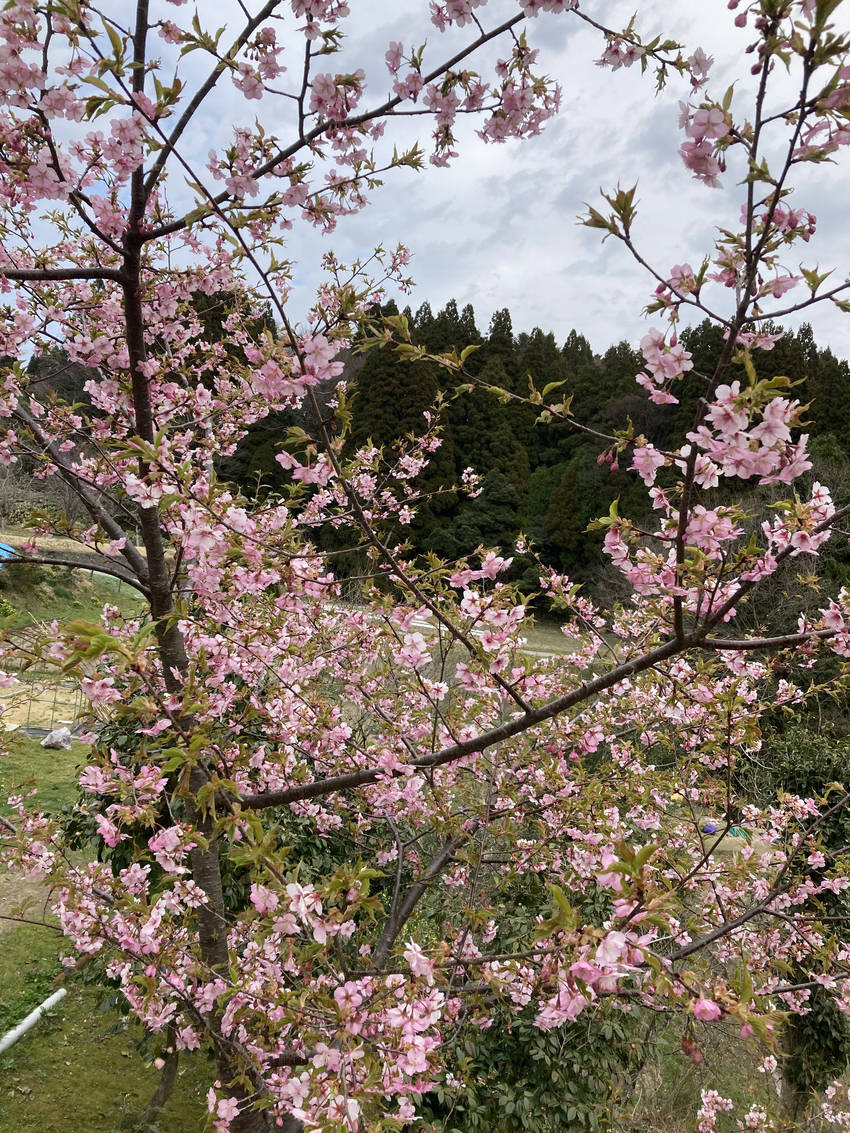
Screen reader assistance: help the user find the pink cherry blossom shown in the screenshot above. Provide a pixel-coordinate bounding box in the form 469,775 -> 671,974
630,444 -> 667,486
693,997 -> 723,1021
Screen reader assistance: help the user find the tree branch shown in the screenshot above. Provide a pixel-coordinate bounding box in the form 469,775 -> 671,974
698,628 -> 834,651
239,635 -> 685,810
0,554 -> 150,598
142,1 -> 283,201
11,404 -> 151,586
1,267 -> 124,282
372,831 -> 469,968
144,10 -> 528,241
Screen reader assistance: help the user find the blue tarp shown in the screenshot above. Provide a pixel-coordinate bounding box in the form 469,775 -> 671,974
0,543 -> 18,561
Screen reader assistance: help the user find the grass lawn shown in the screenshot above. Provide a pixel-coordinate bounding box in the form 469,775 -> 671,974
0,560 -> 145,626
1,734 -> 207,1130
0,923 -> 209,1132
0,733 -> 86,817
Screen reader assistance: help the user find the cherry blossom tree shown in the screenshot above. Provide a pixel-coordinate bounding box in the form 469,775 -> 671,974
2,2 -> 850,1130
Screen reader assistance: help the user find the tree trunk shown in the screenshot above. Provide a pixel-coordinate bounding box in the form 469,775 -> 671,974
140,1024 -> 179,1124
122,253 -> 273,1131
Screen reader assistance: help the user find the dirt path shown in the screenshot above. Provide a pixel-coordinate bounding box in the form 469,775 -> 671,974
0,678 -> 83,732
2,532 -> 101,555
0,530 -> 146,557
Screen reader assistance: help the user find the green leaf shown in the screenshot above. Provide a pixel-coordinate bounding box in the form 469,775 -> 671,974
634,842 -> 658,869
740,350 -> 757,385
103,18 -> 123,61
82,74 -> 117,96
581,204 -> 614,232
541,379 -> 567,398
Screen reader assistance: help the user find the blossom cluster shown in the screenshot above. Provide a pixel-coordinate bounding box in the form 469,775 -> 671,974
2,2 -> 850,1132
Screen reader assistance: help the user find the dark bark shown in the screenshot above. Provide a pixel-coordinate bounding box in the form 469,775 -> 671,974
121,279 -> 271,1128
139,1024 -> 180,1123
113,8 -> 270,1128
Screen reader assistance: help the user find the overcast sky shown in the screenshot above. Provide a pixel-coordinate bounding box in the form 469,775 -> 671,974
181,1 -> 850,358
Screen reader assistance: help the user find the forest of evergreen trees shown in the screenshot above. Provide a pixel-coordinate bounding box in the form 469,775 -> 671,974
27,296 -> 850,602
245,299 -> 850,597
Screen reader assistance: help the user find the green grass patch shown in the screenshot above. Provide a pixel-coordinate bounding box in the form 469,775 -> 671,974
0,922 -> 208,1132
1,728 -> 208,1132
0,562 -> 145,627
0,734 -> 87,817
0,923 -> 64,1034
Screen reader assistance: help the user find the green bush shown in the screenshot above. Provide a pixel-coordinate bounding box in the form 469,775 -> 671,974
737,723 -> 850,1110
0,559 -> 41,594
416,1007 -> 643,1132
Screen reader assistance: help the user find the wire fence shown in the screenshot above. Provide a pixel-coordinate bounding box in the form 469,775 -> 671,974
1,624 -> 93,736
0,674 -> 87,735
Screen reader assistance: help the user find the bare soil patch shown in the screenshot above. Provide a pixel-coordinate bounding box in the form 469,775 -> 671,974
1,531 -> 145,557
0,871 -> 52,936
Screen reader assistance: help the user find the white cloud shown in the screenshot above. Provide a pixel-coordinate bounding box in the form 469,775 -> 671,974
159,0 -> 850,357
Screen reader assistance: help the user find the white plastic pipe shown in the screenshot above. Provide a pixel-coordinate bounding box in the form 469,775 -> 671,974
0,987 -> 66,1054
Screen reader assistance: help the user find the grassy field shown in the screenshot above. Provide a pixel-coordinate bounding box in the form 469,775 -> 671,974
0,733 -> 83,816
0,559 -> 145,626
0,735 -> 208,1132
0,550 -> 198,1133
517,616 -> 581,656
0,922 -> 208,1132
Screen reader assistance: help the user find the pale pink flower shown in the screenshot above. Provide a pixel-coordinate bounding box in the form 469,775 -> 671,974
403,939 -> 435,984
250,883 -> 279,915
693,997 -> 722,1020
630,444 -> 666,486
217,1097 -> 240,1122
